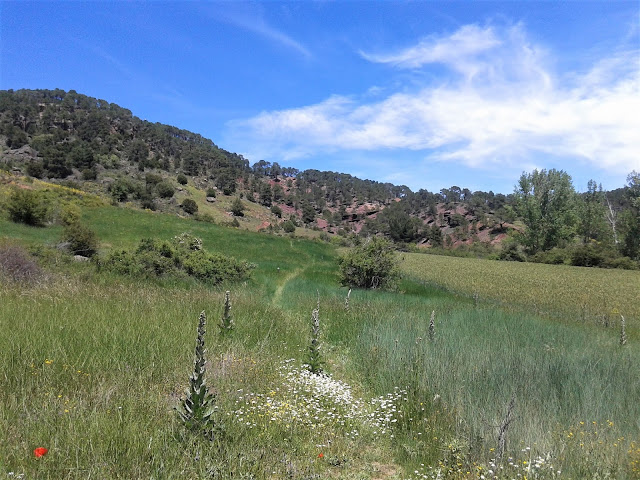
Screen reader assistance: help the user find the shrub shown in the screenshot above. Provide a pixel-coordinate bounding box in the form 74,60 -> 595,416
230,197 -> 245,216
145,173 -> 163,185
108,178 -> 142,203
82,168 -> 97,180
60,203 -> 82,226
176,173 -> 188,185
156,181 -> 175,199
99,234 -> 254,285
282,220 -> 296,233
271,204 -> 282,218
531,247 -> 568,265
498,239 -> 526,262
338,237 -> 399,289
0,244 -> 43,283
569,243 -> 604,267
206,188 -> 217,198
26,161 -> 44,178
181,198 -> 198,214
62,222 -> 99,257
6,188 -> 50,226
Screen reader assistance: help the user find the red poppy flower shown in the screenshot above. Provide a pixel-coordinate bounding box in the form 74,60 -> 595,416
318,453 -> 323,458
34,447 -> 48,458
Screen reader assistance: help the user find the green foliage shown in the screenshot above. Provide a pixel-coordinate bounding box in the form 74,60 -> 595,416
25,160 -> 44,178
99,233 -> 254,285
620,171 -> 640,260
377,201 -> 422,242
301,200 -> 316,224
6,188 -> 50,226
176,311 -> 218,440
230,197 -> 245,217
282,220 -> 296,233
62,221 -> 99,257
205,187 -> 217,198
181,198 -> 198,215
338,236 -> 400,289
60,203 -> 82,226
108,178 -> 142,203
270,204 -> 282,218
156,180 -> 175,199
514,169 -> 578,254
145,173 -> 163,186
176,173 -> 188,185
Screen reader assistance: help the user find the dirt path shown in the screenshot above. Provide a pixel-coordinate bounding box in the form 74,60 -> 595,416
272,267 -> 304,305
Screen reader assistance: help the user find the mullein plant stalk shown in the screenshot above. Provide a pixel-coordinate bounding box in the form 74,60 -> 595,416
620,315 -> 627,346
176,311 -> 218,440
428,310 -> 436,342
305,308 -> 323,375
219,290 -> 233,331
344,288 -> 352,311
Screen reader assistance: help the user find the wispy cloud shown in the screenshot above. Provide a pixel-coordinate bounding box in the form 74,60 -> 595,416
207,3 -> 311,58
230,23 -> 640,178
360,24 -> 500,71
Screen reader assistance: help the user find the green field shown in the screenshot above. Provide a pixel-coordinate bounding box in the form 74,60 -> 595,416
1,201 -> 639,479
401,252 -> 640,336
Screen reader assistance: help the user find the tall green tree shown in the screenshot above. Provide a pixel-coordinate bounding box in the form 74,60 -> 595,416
578,180 -> 609,244
620,171 -> 640,260
514,169 -> 577,254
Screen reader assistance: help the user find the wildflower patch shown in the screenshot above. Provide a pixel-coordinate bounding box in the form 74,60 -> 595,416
231,360 -> 408,440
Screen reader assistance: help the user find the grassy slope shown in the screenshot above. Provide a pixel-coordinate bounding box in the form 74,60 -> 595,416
1,202 -> 639,479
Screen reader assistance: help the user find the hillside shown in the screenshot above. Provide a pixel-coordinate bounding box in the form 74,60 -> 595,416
0,89 -> 519,247
1,88 -> 638,269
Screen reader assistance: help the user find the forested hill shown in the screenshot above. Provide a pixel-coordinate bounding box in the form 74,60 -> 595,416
1,88 -> 638,268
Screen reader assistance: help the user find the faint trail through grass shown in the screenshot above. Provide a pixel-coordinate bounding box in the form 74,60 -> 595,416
272,267 -> 305,305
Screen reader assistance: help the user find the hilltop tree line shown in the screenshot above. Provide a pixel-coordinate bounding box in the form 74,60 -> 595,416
1,89 -> 638,268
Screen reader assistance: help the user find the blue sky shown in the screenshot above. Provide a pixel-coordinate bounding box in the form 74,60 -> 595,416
1,1 -> 638,194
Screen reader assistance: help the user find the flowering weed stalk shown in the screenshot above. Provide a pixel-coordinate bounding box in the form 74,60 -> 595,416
219,290 -> 234,331
176,311 -> 218,440
305,308 -> 323,374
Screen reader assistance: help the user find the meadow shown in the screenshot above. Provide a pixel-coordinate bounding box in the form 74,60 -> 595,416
1,201 -> 639,479
401,252 -> 639,338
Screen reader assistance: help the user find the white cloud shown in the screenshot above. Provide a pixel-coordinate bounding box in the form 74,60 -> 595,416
360,24 -> 501,73
209,3 -> 310,58
231,23 -> 640,177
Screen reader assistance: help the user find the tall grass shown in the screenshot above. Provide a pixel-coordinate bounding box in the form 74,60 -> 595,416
1,202 -> 639,478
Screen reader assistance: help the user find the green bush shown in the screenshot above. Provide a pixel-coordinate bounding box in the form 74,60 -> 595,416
181,198 -> 198,214
282,220 -> 296,233
531,247 -> 568,265
108,178 -> 142,203
230,197 -> 245,216
569,243 -> 604,267
206,188 -> 217,198
145,173 -> 163,185
338,237 -> 399,289
62,222 -> 99,257
156,181 -> 175,199
6,188 -> 50,226
498,239 -> 526,262
176,173 -> 188,185
99,234 -> 254,285
271,204 -> 282,218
